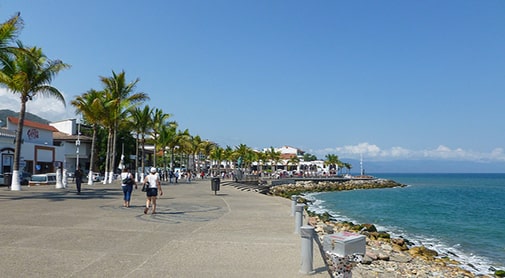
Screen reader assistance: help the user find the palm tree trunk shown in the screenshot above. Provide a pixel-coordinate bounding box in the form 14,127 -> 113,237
141,135 -> 145,180
87,124 -> 97,185
135,133 -> 139,181
103,128 -> 112,184
153,143 -> 157,168
109,127 -> 118,183
11,98 -> 28,191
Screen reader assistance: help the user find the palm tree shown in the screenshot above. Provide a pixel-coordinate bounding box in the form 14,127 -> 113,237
0,43 -> 69,190
175,129 -> 192,169
150,108 -> 172,168
128,105 -> 153,181
157,124 -> 178,174
265,147 -> 281,173
99,70 -> 148,183
287,156 -> 300,172
223,145 -> 234,172
234,144 -> 251,169
256,151 -> 267,174
209,146 -> 224,176
71,89 -> 106,185
166,129 -> 191,172
343,162 -> 353,175
189,135 -> 202,173
0,13 -> 23,64
199,140 -> 217,174
324,154 -> 340,175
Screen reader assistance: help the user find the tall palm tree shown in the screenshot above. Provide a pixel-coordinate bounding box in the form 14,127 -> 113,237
71,89 -> 106,185
128,105 -> 153,181
99,70 -> 148,183
157,124 -> 178,173
0,43 -> 69,190
174,129 -> 192,170
150,108 -> 172,168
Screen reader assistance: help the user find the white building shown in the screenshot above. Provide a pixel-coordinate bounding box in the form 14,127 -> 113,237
0,117 -> 91,177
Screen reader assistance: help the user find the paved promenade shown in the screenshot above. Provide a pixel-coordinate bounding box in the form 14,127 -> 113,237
0,178 -> 328,277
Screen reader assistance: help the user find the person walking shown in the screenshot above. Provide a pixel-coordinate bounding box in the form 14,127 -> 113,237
74,166 -> 83,194
143,167 -> 163,214
120,168 -> 136,208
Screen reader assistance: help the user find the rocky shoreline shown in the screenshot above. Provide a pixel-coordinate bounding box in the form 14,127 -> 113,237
269,179 -> 503,278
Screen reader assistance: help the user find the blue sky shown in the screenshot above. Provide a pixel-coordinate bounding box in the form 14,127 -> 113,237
1,1 -> 504,170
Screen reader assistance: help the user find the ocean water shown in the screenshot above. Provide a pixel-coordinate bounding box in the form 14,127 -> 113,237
306,173 -> 505,275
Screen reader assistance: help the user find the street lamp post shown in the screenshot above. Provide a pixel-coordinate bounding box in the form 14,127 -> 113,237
76,119 -> 81,170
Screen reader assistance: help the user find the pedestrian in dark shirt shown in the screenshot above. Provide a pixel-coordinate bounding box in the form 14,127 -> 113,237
74,166 -> 83,194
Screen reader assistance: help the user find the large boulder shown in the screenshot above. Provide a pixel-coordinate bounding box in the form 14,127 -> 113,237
408,246 -> 438,261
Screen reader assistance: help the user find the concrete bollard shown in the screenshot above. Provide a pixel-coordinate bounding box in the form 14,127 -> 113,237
62,168 -> 68,188
294,204 -> 305,234
55,168 -> 63,189
300,225 -> 315,274
291,195 -> 298,216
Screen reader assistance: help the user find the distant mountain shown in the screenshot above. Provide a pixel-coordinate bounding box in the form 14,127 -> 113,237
0,109 -> 50,127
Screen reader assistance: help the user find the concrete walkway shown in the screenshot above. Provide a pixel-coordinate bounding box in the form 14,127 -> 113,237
0,178 -> 329,277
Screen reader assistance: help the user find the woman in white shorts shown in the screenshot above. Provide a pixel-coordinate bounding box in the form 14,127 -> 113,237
143,167 -> 163,214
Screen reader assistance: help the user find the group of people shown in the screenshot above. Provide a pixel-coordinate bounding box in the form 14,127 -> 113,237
120,167 -> 163,214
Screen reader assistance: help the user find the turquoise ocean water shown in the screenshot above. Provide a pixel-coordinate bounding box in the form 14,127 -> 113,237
306,173 -> 505,275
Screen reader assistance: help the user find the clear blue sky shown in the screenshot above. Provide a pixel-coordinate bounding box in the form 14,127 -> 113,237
1,1 -> 504,169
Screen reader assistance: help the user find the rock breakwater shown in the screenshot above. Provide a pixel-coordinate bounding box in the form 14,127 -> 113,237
269,178 -> 406,198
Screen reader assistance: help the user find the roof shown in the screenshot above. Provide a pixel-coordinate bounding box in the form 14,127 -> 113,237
52,131 -> 92,142
280,153 -> 297,160
8,116 -> 59,132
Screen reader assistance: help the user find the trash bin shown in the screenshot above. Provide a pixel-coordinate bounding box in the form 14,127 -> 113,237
4,172 -> 12,186
211,177 -> 220,195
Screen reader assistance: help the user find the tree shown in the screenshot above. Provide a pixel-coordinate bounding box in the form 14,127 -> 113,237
303,153 -> 318,162
325,154 -> 341,175
128,105 -> 153,180
287,156 -> 300,172
199,140 -> 217,173
157,123 -> 178,174
343,162 -> 353,175
223,145 -> 234,171
71,89 -> 106,185
234,144 -> 251,170
0,13 -> 23,64
150,108 -> 173,167
209,146 -> 224,176
99,70 -> 148,183
0,43 -> 69,190
265,147 -> 281,173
